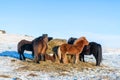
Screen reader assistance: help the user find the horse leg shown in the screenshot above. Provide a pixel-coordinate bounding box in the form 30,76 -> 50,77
61,53 -> 64,63
32,51 -> 34,58
93,52 -> 99,66
36,55 -> 40,63
42,54 -> 45,61
70,55 -> 75,63
80,53 -> 85,62
82,55 -> 85,62
19,50 -> 25,60
75,54 -> 79,64
19,51 -> 22,60
40,54 -> 45,61
79,54 -> 82,61
22,50 -> 26,60
34,54 -> 40,63
22,54 -> 26,60
40,54 -> 42,61
63,54 -> 68,64
43,54 -> 46,61
67,55 -> 70,63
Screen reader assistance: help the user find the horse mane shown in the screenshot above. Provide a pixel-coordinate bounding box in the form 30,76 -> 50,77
32,34 -> 48,44
73,37 -> 86,45
32,34 -> 48,42
32,36 -> 43,44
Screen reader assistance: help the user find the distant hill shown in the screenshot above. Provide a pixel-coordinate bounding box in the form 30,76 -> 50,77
0,33 -> 34,52
103,47 -> 120,53
0,33 -> 120,53
0,30 -> 6,34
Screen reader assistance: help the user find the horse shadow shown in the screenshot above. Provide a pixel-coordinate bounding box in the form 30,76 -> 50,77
0,51 -> 33,60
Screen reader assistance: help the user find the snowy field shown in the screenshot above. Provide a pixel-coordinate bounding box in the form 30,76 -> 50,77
0,33 -> 120,80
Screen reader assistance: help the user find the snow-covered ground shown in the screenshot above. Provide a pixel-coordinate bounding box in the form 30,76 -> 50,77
0,33 -> 120,80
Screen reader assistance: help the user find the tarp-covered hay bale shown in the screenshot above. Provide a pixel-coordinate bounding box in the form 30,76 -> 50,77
46,39 -> 67,54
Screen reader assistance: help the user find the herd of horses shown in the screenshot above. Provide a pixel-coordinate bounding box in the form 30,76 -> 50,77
17,34 -> 102,66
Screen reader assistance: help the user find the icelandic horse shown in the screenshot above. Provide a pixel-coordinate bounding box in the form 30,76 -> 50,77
32,34 -> 48,63
17,36 -> 53,61
17,40 -> 33,60
58,37 -> 89,64
68,37 -> 102,66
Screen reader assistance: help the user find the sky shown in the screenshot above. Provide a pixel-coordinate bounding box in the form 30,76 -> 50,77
0,0 -> 120,48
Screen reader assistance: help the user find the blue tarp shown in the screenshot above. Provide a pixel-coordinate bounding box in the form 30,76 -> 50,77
0,51 -> 33,60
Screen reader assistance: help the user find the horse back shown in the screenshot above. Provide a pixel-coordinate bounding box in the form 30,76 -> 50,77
17,39 -> 32,52
33,39 -> 48,54
89,42 -> 100,53
60,44 -> 80,54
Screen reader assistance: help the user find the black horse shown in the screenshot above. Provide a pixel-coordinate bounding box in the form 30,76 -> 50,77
17,40 -> 33,60
68,37 -> 102,66
17,34 -> 53,60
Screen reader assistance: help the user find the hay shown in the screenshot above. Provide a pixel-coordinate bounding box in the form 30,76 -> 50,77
15,60 -> 97,73
15,38 -> 102,74
46,39 -> 67,54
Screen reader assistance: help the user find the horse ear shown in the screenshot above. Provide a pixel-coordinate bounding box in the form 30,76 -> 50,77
82,37 -> 87,40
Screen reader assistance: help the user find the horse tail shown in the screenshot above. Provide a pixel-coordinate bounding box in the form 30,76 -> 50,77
17,40 -> 25,53
17,42 -> 21,53
99,44 -> 102,62
58,47 -> 61,60
97,44 -> 102,66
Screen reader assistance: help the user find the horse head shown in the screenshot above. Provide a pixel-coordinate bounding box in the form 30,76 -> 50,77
42,34 -> 48,43
73,36 -> 89,46
68,37 -> 77,44
82,37 -> 89,46
48,37 -> 53,42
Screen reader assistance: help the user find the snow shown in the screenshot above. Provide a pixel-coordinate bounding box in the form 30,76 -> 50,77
0,33 -> 120,80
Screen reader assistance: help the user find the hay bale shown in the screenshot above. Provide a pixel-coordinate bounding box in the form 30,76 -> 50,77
46,38 -> 67,54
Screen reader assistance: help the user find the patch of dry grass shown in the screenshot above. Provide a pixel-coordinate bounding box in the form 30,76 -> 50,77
0,75 -> 11,78
27,73 -> 38,77
15,59 -> 97,73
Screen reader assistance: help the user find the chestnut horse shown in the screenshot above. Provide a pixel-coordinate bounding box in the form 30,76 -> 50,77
32,34 -> 48,63
68,37 -> 102,66
58,37 -> 89,64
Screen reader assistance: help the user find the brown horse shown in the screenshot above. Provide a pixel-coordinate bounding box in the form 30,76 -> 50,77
32,34 -> 48,63
17,36 -> 53,61
58,37 -> 89,64
17,39 -> 33,60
